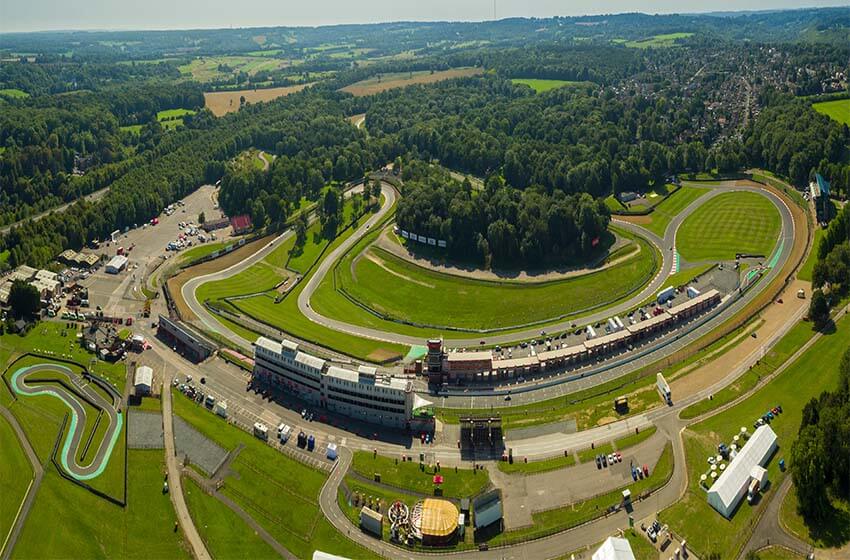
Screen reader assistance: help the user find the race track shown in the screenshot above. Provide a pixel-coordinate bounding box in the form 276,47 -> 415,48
11,363 -> 122,480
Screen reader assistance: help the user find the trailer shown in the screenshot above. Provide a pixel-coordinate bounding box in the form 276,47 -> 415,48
607,318 -> 619,332
277,423 -> 292,443
360,506 -> 383,537
657,286 -> 675,304
687,286 -> 701,298
253,422 -> 268,441
214,401 -> 228,418
614,316 -> 625,330
586,325 -> 597,340
657,372 -> 672,405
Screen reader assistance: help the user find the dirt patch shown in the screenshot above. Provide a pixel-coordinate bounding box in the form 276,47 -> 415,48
166,235 -> 274,320
366,348 -> 403,363
340,67 -> 483,97
596,416 -> 618,426
204,84 -> 314,116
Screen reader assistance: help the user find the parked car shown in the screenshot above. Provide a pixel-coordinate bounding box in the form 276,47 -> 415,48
596,455 -> 602,469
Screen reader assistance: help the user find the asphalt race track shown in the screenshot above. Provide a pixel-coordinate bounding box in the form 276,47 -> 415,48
11,363 -> 122,480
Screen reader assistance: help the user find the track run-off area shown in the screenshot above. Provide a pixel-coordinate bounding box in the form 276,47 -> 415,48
10,363 -> 122,480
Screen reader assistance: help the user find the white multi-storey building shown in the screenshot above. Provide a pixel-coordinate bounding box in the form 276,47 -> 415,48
252,336 -> 430,428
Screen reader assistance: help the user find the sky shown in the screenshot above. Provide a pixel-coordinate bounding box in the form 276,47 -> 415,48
0,0 -> 847,33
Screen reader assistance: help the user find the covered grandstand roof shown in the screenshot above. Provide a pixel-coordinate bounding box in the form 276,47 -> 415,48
816,173 -> 831,196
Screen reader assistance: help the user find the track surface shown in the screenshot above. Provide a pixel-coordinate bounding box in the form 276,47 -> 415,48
11,364 -> 122,480
294,182 -> 793,352
185,180 -> 794,402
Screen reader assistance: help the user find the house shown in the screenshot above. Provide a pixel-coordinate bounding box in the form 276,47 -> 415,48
105,255 -> 128,274
134,366 -> 153,396
230,214 -> 253,235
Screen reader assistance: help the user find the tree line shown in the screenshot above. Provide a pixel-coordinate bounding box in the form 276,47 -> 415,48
791,346 -> 850,523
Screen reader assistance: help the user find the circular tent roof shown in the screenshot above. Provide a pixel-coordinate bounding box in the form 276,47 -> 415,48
417,498 -> 459,538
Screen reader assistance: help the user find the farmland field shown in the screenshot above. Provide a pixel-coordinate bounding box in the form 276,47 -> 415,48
676,191 -> 781,261
812,98 -> 850,125
0,88 -> 29,99
621,32 -> 695,48
510,78 -> 588,93
204,83 -> 313,116
340,67 -> 483,97
179,55 -> 297,82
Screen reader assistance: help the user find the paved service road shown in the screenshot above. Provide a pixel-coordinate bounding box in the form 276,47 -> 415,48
11,363 -> 122,480
162,371 -> 212,560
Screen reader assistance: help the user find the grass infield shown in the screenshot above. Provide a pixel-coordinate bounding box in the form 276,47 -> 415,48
677,191 -> 781,262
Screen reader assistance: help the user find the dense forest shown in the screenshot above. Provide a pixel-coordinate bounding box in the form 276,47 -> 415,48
395,161 -> 610,266
0,9 -> 848,270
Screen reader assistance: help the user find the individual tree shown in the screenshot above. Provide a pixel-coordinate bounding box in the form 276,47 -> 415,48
295,212 -> 308,247
198,212 -> 206,224
808,288 -> 830,327
9,280 -> 40,319
351,193 -> 363,221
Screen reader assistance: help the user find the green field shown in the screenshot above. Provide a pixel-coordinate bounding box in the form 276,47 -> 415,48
510,78 -> 587,93
622,32 -> 695,48
203,199 -> 408,362
11,450 -> 186,559
178,241 -> 228,264
660,313 -> 850,559
0,322 -> 127,392
326,232 -> 658,331
0,88 -> 29,99
677,191 -> 781,261
0,414 -> 33,547
798,227 -> 825,282
812,98 -> 850,126
680,321 -> 816,419
172,390 -> 378,559
182,477 -> 279,558
641,185 -> 708,237
179,55 -> 298,82
351,451 -> 489,498
1,347 -> 184,558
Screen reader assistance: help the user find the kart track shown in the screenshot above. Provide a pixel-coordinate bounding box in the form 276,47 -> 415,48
10,363 -> 123,480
